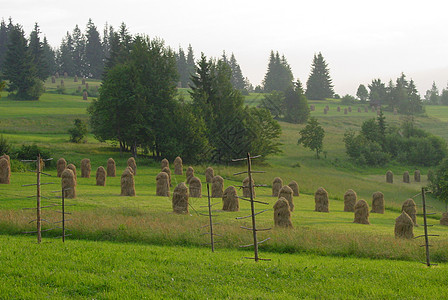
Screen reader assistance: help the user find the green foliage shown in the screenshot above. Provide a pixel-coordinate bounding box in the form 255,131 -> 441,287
85,19 -> 103,78
356,84 -> 368,102
68,118 -> 88,143
305,52 -> 334,100
261,90 -> 284,119
429,158 -> 448,210
340,94 -> 358,105
28,23 -> 50,81
262,51 -> 294,92
298,117 -> 325,158
14,144 -> 51,164
0,134 -> 12,154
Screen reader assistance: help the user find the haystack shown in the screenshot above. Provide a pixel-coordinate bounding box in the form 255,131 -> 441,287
121,168 -> 135,196
386,170 -> 393,183
288,180 -> 299,196
222,186 -> 239,211
242,177 -> 255,198
0,154 -> 10,162
66,164 -> 77,182
344,108 -> 348,114
394,212 -> 414,239
81,158 -> 91,178
272,177 -> 283,197
205,167 -> 214,183
314,187 -> 329,212
354,199 -> 370,224
107,158 -> 116,177
162,167 -> 172,187
278,185 -> 294,211
156,172 -> 170,197
402,198 -> 417,225
371,191 -> 385,214
161,158 -> 169,170
337,106 -> 341,112
83,91 -> 88,100
0,158 -> 10,184
323,108 -> 328,114
440,212 -> 448,226
343,189 -> 357,212
74,75 -> 78,82
186,166 -> 194,184
174,156 -> 183,175
273,197 -> 293,228
61,169 -> 76,198
414,170 -> 421,182
211,175 -> 224,198
127,157 -> 137,175
51,75 -> 55,83
96,166 -> 106,186
357,107 -> 361,113
172,182 -> 189,214
56,158 -> 67,177
82,78 -> 85,85
189,176 -> 202,198
348,106 -> 352,112
403,171 -> 410,183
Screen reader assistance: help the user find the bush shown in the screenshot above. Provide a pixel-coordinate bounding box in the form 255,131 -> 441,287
0,134 -> 12,155
340,94 -> 358,105
14,144 -> 52,166
68,119 -> 88,143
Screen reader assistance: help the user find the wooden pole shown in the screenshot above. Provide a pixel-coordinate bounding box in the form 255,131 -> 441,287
62,187 -> 65,243
247,152 -> 258,262
36,155 -> 41,244
207,183 -> 214,252
422,188 -> 430,267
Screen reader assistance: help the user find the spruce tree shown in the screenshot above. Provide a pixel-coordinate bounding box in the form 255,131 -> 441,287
0,19 -> 9,72
262,51 -> 294,92
186,44 -> 195,87
72,24 -> 86,76
42,36 -> 56,76
356,84 -> 368,102
57,32 -> 75,76
176,47 -> 189,87
283,80 -> 309,124
305,52 -> 334,100
229,53 -> 246,91
85,19 -> 103,78
29,23 -> 50,80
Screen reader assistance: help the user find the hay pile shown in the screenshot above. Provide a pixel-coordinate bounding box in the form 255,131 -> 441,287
172,182 -> 189,214
51,76 -> 55,83
211,175 -> 224,198
83,91 -> 88,100
386,170 -> 393,183
57,158 -> 67,177
348,106 -> 352,112
344,108 -> 348,114
121,168 -> 136,196
161,158 -> 169,170
403,171 -> 410,183
222,186 -> 239,211
357,107 -> 361,113
127,157 -> 137,175
440,212 -> 448,226
174,156 -> 183,175
278,185 -> 294,211
242,177 -> 255,198
273,197 -> 293,228
323,108 -> 328,114
107,158 -> 116,177
395,212 -> 414,239
67,164 -> 77,182
371,191 -> 385,214
314,187 -> 329,212
81,158 -> 91,178
402,198 -> 417,225
186,166 -> 194,184
354,199 -> 370,224
61,169 -> 76,198
0,157 -> 10,184
310,104 -> 315,111
156,172 -> 170,197
337,106 -> 341,112
272,177 -> 283,197
96,166 -> 106,186
343,189 -> 357,212
162,167 -> 172,187
414,170 -> 421,182
288,180 -> 299,196
205,167 -> 214,183
189,176 -> 202,198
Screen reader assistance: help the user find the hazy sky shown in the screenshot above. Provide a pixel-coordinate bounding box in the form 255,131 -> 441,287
3,0 -> 448,95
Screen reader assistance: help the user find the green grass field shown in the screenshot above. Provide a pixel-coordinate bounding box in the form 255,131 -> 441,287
1,81 -> 448,298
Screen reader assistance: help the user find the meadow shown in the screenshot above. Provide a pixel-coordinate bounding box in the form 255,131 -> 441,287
1,80 -> 448,298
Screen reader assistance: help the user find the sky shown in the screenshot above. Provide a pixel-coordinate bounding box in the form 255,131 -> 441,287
2,0 -> 448,95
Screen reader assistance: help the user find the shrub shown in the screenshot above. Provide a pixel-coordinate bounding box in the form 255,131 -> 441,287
340,94 -> 358,105
0,135 -> 12,155
68,119 -> 88,143
14,144 -> 52,167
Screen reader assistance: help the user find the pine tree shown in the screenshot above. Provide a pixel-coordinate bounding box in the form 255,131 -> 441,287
368,79 -> 386,107
0,19 -> 9,72
85,19 -> 103,78
186,44 -> 195,87
229,53 -> 246,91
356,84 -> 368,103
263,51 -> 294,92
42,36 -> 56,76
283,80 -> 309,124
29,23 -> 50,80
305,52 -> 334,100
57,32 -> 75,76
72,24 -> 86,76
176,47 -> 189,87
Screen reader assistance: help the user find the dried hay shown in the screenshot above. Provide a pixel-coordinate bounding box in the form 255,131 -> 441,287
343,189 -> 357,212
440,212 -> 448,226
242,177 -> 255,198
51,76 -> 55,83
66,164 -> 77,182
395,211 -> 414,239
96,166 -> 106,186
61,169 -> 76,198
386,170 -> 393,183
57,158 -> 67,177
403,171 -> 410,183
81,158 -> 91,178
348,106 -> 352,112
162,167 -> 172,187
86,83 -> 89,90
107,158 -> 116,177
0,158 -> 10,184
174,156 -> 183,175
371,191 -> 385,214
205,167 -> 214,183
314,187 -> 329,212
127,157 -> 137,175
83,91 -> 88,100
156,172 -> 170,197
414,170 -> 421,182
344,108 -> 348,114
288,180 -> 299,196
337,106 -> 341,112
278,185 -> 294,211
272,177 -> 283,197
189,176 -> 202,198
273,197 -> 293,228
121,168 -> 136,196
186,166 -> 194,184
82,78 -> 85,85
172,182 -> 189,214
402,198 -> 417,225
222,186 -> 239,212
64,72 -> 68,78
354,199 -> 370,224
357,107 -> 361,113
161,158 -> 169,170
74,75 -> 78,82
211,175 -> 224,198
323,108 -> 328,114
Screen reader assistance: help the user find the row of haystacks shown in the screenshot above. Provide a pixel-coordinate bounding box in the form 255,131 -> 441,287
385,170 -> 424,183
